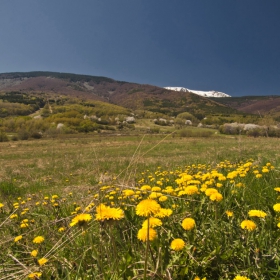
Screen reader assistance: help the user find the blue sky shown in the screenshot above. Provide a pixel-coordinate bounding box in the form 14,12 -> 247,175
1,1 -> 280,97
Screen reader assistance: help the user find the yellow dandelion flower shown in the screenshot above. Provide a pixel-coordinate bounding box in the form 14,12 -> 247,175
30,250 -> 38,257
95,204 -> 124,221
274,187 -> 280,192
273,203 -> 280,212
14,235 -> 23,242
209,192 -> 223,202
58,227 -> 66,232
0,203 -> 4,208
70,213 -> 92,226
241,220 -> 257,231
20,222 -> 29,228
159,195 -> 168,202
10,214 -> 18,219
137,227 -> 157,242
182,218 -> 196,230
248,210 -> 267,218
155,208 -> 173,218
205,188 -> 218,196
226,210 -> 234,217
170,238 -> 185,251
33,236 -> 45,244
140,185 -> 151,191
122,189 -> 135,196
277,222 -> 280,228
233,276 -> 250,280
151,186 -> 162,192
142,217 -> 162,228
184,185 -> 199,195
28,272 -> 42,279
136,199 -> 161,217
38,258 -> 48,266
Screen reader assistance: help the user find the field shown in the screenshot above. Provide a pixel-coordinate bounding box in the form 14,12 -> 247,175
1,133 -> 280,279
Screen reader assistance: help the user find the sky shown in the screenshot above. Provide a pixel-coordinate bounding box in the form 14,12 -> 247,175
1,1 -> 280,97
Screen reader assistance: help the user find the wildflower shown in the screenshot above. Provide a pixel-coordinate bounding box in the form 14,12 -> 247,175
38,258 -> 48,266
30,250 -> 38,257
14,235 -> 23,242
58,227 -> 66,232
274,187 -> 280,192
20,222 -> 29,228
233,276 -> 250,280
136,199 -> 161,217
182,218 -> 196,230
273,203 -> 280,212
10,214 -> 18,219
248,210 -> 267,218
155,208 -> 173,218
277,222 -> 280,228
142,217 -> 162,228
170,238 -> 185,251
70,213 -> 92,226
28,272 -> 42,279
184,185 -> 199,195
209,192 -> 223,202
140,185 -> 151,191
0,203 -> 3,208
159,195 -> 168,202
137,227 -> 157,241
205,188 -> 218,196
33,236 -> 45,244
241,220 -> 257,231
226,210 -> 234,218
95,204 -> 124,221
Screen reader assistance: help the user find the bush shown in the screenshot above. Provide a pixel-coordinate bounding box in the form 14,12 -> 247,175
0,131 -> 9,142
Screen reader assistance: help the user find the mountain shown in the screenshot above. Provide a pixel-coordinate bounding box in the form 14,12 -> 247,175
164,87 -> 231,98
0,71 -> 236,117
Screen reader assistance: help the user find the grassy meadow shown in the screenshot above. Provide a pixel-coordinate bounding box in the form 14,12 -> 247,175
0,133 -> 280,279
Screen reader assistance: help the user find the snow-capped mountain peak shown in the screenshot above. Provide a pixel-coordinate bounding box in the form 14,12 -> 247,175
164,87 -> 231,98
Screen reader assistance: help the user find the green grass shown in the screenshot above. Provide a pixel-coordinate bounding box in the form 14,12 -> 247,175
0,134 -> 280,279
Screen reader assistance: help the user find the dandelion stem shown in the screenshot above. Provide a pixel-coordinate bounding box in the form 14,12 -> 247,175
144,218 -> 150,280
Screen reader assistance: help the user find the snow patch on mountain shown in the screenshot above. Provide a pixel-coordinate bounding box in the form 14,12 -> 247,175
164,87 -> 231,98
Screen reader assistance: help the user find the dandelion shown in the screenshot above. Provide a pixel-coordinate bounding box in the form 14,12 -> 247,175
14,235 -> 23,242
241,220 -> 257,231
233,276 -> 250,280
142,217 -> 162,228
277,222 -> 280,228
28,272 -> 42,279
226,210 -> 234,218
170,238 -> 185,251
205,188 -> 218,196
273,203 -> 280,212
58,227 -> 66,232
248,210 -> 267,218
209,192 -> 223,202
182,218 -> 196,230
136,199 -> 161,217
10,214 -> 18,219
137,227 -> 157,242
155,208 -> 173,218
274,187 -> 280,192
184,185 -> 199,195
30,250 -> 38,257
0,203 -> 3,208
70,213 -> 93,226
159,195 -> 168,202
32,236 -> 45,244
95,204 -> 124,221
38,258 -> 48,266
